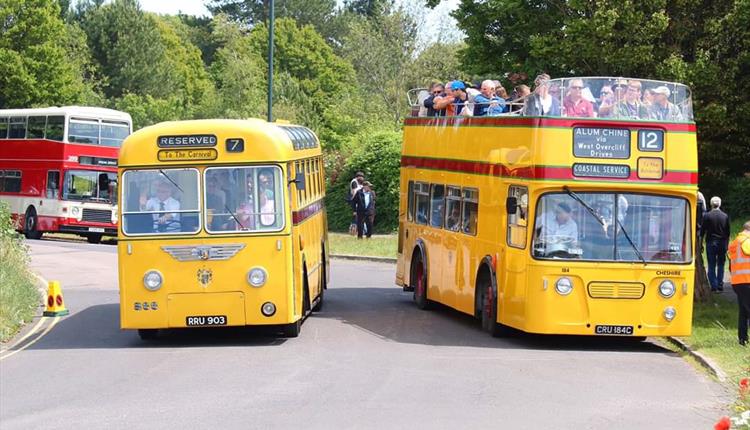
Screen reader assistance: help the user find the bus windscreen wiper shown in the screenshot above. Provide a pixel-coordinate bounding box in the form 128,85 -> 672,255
615,217 -> 646,265
563,186 -> 645,264
159,169 -> 184,193
562,186 -> 605,227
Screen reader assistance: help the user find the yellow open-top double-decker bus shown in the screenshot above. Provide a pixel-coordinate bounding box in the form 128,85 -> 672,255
397,77 -> 697,338
118,119 -> 328,339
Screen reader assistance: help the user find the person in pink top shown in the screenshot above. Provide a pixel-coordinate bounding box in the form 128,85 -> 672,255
563,78 -> 595,118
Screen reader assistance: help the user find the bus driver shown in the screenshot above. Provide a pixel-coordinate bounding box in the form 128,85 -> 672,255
537,202 -> 579,244
145,180 -> 180,232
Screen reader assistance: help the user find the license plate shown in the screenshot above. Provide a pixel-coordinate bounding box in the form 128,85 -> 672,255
594,325 -> 634,335
185,315 -> 227,326
88,227 -> 105,233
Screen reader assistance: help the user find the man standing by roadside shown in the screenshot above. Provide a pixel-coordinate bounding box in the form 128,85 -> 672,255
353,181 -> 376,239
703,196 -> 731,291
728,221 -> 750,346
348,171 -> 365,235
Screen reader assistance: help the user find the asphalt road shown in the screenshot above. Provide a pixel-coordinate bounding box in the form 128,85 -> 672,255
0,239 -> 728,429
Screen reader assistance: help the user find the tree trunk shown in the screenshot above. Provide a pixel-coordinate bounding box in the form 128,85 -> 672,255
694,236 -> 711,302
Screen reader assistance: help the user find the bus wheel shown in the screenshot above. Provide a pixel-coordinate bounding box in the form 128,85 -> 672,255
479,271 -> 510,337
282,320 -> 301,338
138,329 -> 158,340
24,208 -> 42,240
86,234 -> 102,244
412,254 -> 431,310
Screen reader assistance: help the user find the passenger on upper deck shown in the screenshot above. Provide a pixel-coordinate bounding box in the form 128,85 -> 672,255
511,85 -> 530,112
523,74 -> 561,117
423,83 -> 446,117
562,78 -> 595,118
494,82 -> 511,113
597,85 -> 615,118
449,81 -> 470,116
642,88 -> 655,108
614,80 -> 648,120
473,80 -> 506,116
649,86 -> 683,121
431,81 -> 462,116
599,79 -> 628,117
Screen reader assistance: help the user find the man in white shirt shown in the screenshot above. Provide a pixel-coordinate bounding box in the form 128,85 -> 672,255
538,202 -> 578,243
145,181 -> 180,232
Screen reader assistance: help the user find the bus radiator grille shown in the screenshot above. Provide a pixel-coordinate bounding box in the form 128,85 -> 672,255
587,283 -> 645,299
81,208 -> 112,223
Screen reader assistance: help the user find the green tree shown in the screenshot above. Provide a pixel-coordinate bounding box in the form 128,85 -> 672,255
0,0 -> 91,108
207,0 -> 337,34
342,10 -> 419,125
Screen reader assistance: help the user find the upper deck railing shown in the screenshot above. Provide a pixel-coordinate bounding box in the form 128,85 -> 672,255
409,77 -> 693,123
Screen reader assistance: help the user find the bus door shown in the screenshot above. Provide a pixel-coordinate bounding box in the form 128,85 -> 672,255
502,185 -> 529,325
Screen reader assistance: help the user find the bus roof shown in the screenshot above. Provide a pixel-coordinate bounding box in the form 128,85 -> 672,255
0,106 -> 132,123
118,118 -> 321,167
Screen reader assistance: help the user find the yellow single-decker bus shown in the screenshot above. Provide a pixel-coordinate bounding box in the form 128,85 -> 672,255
118,119 -> 328,339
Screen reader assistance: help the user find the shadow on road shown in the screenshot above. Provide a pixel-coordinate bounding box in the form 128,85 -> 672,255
22,303 -> 288,350
318,286 -> 675,354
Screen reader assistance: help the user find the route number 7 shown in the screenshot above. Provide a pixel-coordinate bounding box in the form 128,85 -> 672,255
638,130 -> 664,152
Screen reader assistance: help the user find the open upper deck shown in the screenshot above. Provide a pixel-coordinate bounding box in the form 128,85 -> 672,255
403,77 -> 697,189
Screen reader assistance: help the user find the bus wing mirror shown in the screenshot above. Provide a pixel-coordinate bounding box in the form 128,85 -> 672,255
506,197 -> 518,215
292,172 -> 306,191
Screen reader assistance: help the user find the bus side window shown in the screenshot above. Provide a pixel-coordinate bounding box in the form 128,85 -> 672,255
507,185 -> 528,248
46,171 -> 60,199
0,117 -> 8,139
462,188 -> 479,236
45,116 -> 65,141
445,186 -> 462,231
406,181 -> 415,222
8,117 -> 26,139
414,182 -> 429,225
430,184 -> 445,228
27,116 -> 46,139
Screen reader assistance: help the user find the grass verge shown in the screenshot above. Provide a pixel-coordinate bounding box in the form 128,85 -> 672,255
328,232 -> 397,258
0,203 -> 40,342
679,295 -> 749,416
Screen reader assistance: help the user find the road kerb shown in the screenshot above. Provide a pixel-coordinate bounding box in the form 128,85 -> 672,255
665,336 -> 727,382
330,254 -> 397,264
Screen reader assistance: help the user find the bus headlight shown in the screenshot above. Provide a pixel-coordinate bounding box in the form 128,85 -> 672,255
71,206 -> 80,217
659,280 -> 676,298
247,267 -> 267,287
555,277 -> 573,296
663,306 -> 676,322
143,270 -> 163,291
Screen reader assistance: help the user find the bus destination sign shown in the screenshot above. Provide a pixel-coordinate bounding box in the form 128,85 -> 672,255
157,149 -> 218,162
573,163 -> 630,179
157,134 -> 217,148
573,127 -> 630,159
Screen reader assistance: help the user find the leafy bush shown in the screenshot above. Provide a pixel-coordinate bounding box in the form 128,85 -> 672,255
325,129 -> 402,233
0,202 -> 39,341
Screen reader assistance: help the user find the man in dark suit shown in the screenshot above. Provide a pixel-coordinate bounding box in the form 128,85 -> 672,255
353,181 -> 376,239
703,195 -> 731,291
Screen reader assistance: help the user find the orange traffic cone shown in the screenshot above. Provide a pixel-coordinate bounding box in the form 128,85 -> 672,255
43,281 -> 69,317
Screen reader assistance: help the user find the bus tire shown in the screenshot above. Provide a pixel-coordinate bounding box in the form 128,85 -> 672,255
86,234 -> 102,244
138,329 -> 158,340
24,207 -> 42,240
282,320 -> 301,338
478,266 -> 511,338
412,251 -> 431,310
312,252 -> 325,312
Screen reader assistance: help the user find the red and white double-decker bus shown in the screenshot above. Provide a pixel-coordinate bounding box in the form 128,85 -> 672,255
0,106 -> 132,243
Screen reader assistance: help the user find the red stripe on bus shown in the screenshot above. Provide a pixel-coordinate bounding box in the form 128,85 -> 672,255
403,116 -> 696,133
292,200 -> 324,224
401,156 -> 697,184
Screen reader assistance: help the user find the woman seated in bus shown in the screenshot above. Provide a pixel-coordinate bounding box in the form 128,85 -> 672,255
234,174 -> 257,230
523,74 -> 561,117
259,191 -> 276,227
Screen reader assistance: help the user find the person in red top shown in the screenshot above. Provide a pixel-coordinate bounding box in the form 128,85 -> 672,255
563,78 -> 595,118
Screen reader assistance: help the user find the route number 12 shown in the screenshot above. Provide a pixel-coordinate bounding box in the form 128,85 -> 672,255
638,130 -> 664,152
